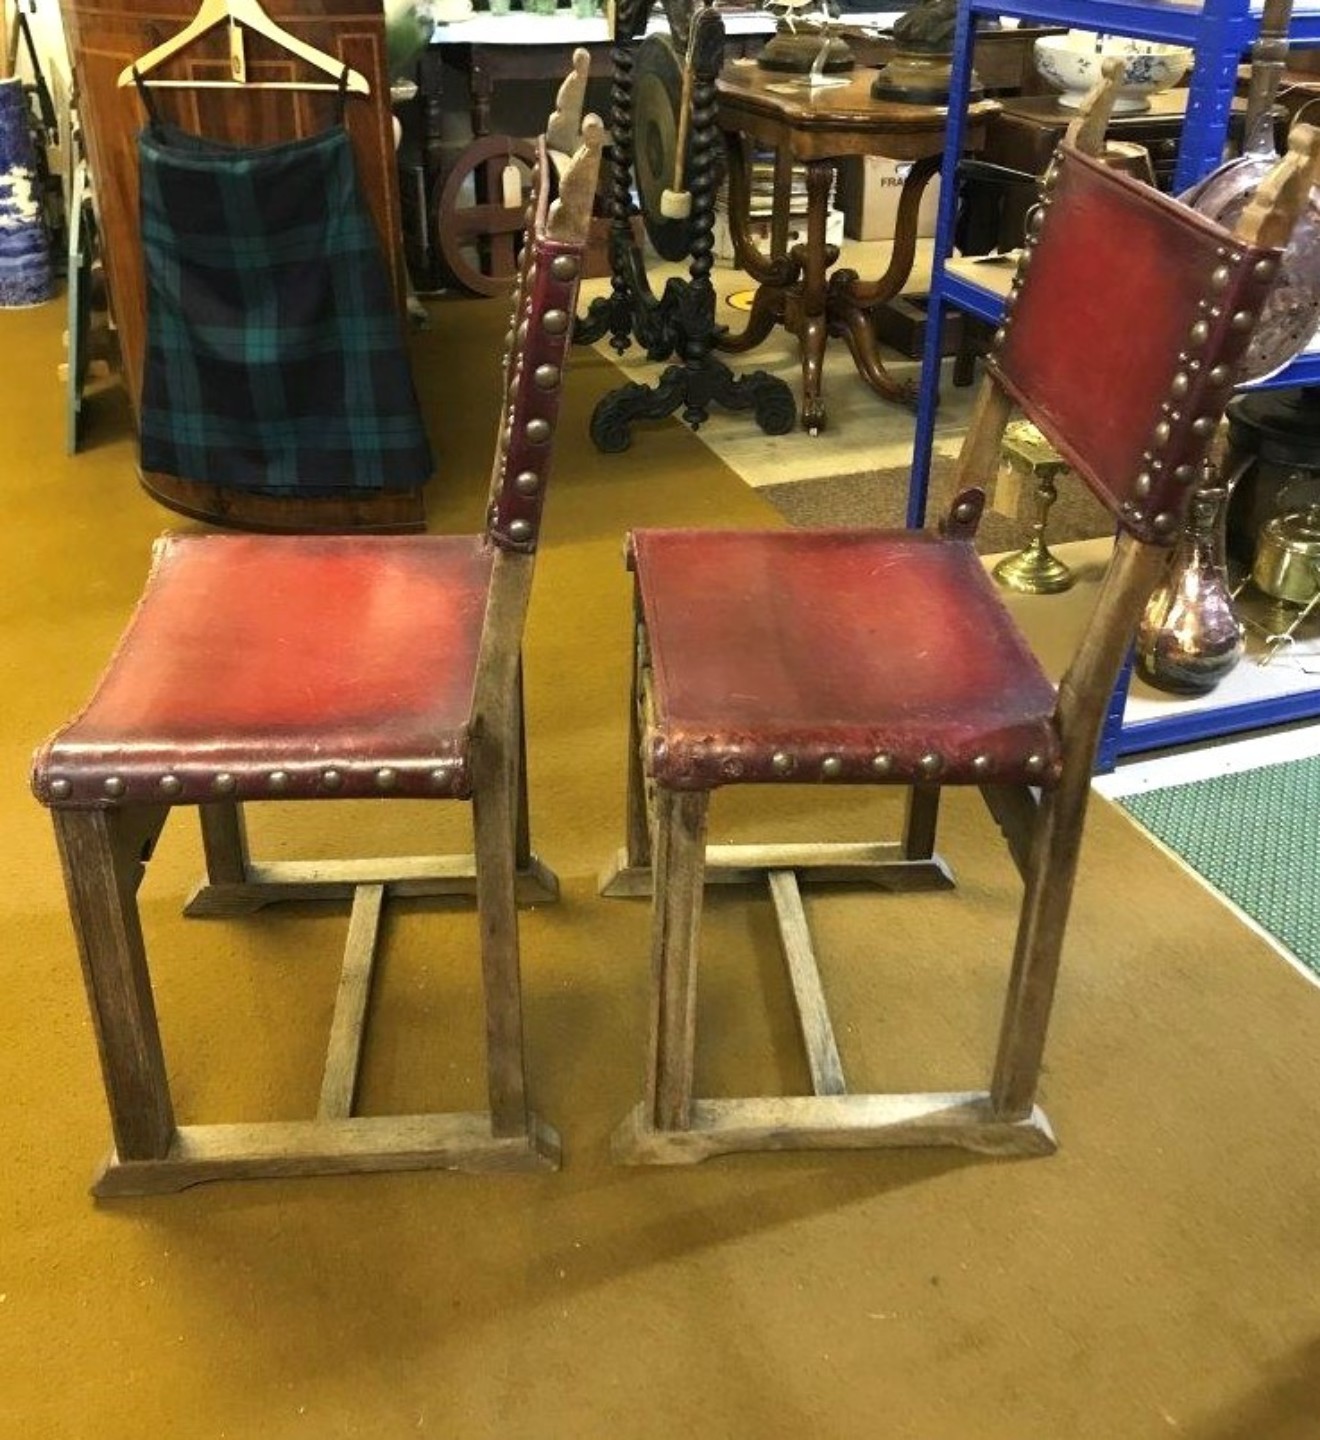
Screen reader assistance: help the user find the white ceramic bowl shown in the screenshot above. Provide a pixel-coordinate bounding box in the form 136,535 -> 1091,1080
1033,32 -> 1194,114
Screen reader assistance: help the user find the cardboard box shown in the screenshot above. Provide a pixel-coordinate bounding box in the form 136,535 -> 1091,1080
837,155 -> 942,243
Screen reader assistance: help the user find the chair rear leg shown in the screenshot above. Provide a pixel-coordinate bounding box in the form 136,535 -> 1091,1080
990,779 -> 1090,1119
199,801 -> 250,885
902,783 -> 941,861
646,787 -> 710,1132
472,727 -> 531,1139
515,660 -> 532,871
52,808 -> 176,1164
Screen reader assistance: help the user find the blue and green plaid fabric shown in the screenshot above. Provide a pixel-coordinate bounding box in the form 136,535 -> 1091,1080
137,121 -> 433,494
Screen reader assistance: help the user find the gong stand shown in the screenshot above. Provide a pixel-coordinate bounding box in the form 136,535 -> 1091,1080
578,0 -> 796,451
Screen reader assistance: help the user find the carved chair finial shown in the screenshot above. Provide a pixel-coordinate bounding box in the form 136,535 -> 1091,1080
548,113 -> 606,243
546,46 -> 592,157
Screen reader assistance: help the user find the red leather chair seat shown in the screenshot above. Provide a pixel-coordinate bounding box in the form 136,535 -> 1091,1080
633,528 -> 1062,790
33,533 -> 495,806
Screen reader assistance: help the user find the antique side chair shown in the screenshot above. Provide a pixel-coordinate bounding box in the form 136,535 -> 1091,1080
31,114 -> 605,1196
603,124 -> 1320,1165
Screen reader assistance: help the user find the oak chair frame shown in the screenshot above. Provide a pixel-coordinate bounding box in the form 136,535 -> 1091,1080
35,106 -> 604,1197
603,116 -> 1320,1167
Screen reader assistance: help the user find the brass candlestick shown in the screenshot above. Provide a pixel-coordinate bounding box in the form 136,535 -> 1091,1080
993,419 -> 1075,594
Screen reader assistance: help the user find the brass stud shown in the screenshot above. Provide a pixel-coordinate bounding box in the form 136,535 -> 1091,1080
1173,464 -> 1195,484
1209,364 -> 1231,386
1152,512 -> 1178,535
1024,754 -> 1046,776
1255,257 -> 1277,282
517,321 -> 528,347
1210,265 -> 1231,290
430,768 -> 450,789
871,753 -> 893,776
533,363 -> 560,390
508,519 -> 533,543
1192,416 -> 1216,438
321,768 -> 343,791
49,778 -> 71,800
1134,472 -> 1152,499
972,754 -> 991,776
1189,320 -> 1210,346
551,254 -> 579,281
159,775 -> 182,797
1170,373 -> 1190,399
771,751 -> 793,775
953,500 -> 976,524
526,418 -> 552,444
103,776 -> 125,798
268,770 -> 290,793
1003,290 -> 1017,311
543,309 -> 570,335
919,752 -> 944,778
213,773 -> 236,795
821,756 -> 842,778
1017,249 -> 1032,271
1153,421 -> 1171,446
1231,310 -> 1254,331
514,470 -> 540,495
992,327 -> 1007,349
375,767 -> 398,791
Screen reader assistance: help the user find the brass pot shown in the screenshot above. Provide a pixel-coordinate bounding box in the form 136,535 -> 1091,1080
1252,504 -> 1320,605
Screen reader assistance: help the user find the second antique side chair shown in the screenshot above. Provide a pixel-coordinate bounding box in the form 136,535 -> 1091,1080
30,110 -> 605,1197
602,122 -> 1320,1165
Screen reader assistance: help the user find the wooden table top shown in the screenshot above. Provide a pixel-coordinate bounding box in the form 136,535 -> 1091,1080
716,60 -> 1000,160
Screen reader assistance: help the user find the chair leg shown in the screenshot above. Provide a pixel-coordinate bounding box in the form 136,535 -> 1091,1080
991,777 -> 1091,1119
52,808 -> 176,1165
644,787 -> 710,1132
599,612 -> 654,896
515,660 -> 532,871
472,723 -> 532,1140
902,783 -> 941,861
199,801 -> 250,884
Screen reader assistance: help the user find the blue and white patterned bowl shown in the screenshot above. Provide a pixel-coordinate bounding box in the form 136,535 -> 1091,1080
1034,32 -> 1194,114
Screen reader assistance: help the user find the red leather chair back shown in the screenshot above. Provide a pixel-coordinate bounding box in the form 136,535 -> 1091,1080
484,139 -> 587,554
989,144 -> 1285,546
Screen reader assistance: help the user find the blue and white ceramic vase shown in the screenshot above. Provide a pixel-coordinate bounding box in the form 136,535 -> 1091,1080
0,76 -> 52,307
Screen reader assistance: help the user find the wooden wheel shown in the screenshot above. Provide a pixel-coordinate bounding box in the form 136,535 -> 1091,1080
434,134 -> 538,297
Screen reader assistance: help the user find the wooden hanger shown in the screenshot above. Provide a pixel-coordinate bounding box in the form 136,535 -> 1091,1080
117,0 -> 370,94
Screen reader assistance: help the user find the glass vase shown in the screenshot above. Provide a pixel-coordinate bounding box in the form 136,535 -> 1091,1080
1136,478 -> 1244,695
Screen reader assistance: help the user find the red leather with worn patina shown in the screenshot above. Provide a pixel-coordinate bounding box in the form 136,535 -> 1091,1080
32,533 -> 494,807
992,144 -> 1284,545
633,529 -> 1061,791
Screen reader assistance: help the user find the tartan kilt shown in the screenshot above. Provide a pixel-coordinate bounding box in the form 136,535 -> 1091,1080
137,122 -> 433,495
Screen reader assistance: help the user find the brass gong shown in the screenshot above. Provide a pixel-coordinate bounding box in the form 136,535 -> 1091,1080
633,33 -> 692,263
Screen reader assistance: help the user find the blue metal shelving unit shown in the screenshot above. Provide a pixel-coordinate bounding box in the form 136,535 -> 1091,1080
911,0 -> 1320,766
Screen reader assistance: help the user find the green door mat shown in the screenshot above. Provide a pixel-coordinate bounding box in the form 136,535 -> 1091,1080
1119,755 -> 1320,976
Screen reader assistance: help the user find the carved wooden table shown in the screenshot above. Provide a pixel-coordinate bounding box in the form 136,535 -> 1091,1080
715,62 -> 997,433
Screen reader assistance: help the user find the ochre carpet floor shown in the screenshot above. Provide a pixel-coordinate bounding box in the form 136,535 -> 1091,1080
7,296 -> 1320,1438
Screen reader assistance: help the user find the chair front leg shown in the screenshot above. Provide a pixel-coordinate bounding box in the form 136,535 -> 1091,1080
472,711 -> 531,1139
646,786 -> 710,1132
52,808 -> 176,1164
990,776 -> 1090,1119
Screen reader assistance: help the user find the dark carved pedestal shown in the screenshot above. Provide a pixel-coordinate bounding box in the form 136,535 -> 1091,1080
578,3 -> 795,452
